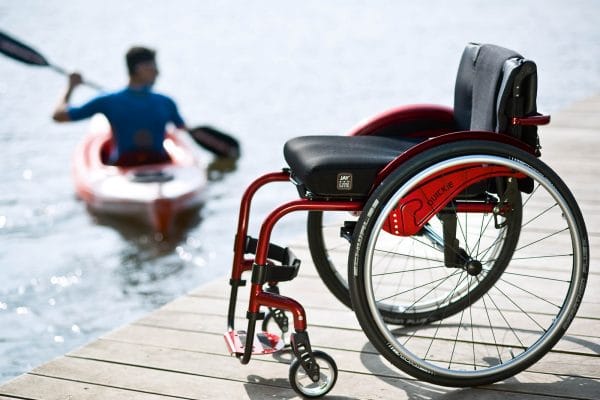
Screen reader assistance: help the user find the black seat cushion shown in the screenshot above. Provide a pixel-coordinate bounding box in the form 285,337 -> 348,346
284,135 -> 422,199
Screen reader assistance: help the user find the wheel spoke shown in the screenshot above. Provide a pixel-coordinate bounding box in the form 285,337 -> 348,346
372,265 -> 448,277
515,228 -> 570,252
498,277 -> 564,309
449,307 -> 467,369
490,282 -> 548,332
482,289 -> 527,349
502,270 -> 572,283
521,202 -> 559,229
376,270 -> 462,304
422,273 -> 468,358
481,294 -> 503,364
374,248 -> 444,263
473,212 -> 495,258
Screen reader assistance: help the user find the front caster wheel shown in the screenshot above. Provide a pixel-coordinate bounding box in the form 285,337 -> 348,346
289,350 -> 337,398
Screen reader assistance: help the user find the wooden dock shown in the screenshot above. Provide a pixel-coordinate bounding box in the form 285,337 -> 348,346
1,96 -> 599,399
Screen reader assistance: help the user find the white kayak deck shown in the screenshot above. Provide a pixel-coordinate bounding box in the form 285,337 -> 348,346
1,96 -> 599,399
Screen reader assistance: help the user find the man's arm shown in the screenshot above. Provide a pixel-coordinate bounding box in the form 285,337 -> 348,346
52,72 -> 83,122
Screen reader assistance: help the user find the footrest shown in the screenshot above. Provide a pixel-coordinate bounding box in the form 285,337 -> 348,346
224,330 -> 285,356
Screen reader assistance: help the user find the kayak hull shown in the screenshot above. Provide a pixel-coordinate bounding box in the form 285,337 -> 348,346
73,115 -> 208,233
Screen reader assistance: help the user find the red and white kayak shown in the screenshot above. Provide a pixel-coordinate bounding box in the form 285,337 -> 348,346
72,114 -> 208,233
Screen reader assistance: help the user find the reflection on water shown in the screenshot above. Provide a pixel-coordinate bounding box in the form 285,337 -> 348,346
1,0 -> 600,386
207,156 -> 238,181
93,207 -> 203,255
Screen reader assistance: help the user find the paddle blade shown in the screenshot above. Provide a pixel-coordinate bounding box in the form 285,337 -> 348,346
189,126 -> 240,159
0,31 -> 49,66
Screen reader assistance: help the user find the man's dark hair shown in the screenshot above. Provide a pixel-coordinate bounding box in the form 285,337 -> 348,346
126,46 -> 156,75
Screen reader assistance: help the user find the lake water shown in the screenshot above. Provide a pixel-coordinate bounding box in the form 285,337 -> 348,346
1,0 -> 599,384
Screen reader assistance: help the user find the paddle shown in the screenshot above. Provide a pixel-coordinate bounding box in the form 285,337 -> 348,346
0,30 -> 103,90
0,30 -> 241,158
188,126 -> 240,159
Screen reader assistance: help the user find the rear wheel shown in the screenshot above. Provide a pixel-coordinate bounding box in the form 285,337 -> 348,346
349,141 -> 588,386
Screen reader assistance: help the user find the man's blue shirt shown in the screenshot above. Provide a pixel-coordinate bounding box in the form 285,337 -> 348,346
68,86 -> 184,164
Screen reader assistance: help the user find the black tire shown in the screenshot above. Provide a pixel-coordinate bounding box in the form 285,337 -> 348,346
289,350 -> 338,398
349,140 -> 588,386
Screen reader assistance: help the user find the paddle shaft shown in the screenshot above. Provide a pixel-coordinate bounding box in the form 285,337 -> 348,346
50,63 -> 104,91
0,30 -> 103,90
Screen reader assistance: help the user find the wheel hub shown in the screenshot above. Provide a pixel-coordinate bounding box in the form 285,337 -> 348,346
466,259 -> 483,276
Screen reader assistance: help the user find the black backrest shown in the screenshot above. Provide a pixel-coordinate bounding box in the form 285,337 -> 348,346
453,43 -> 539,147
454,43 -> 480,131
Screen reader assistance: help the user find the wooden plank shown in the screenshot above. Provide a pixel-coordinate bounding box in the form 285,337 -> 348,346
181,279 -> 600,335
69,337 -> 600,399
0,373 -> 176,400
28,357 -> 296,400
112,316 -> 599,378
148,295 -> 600,355
547,112 -> 600,130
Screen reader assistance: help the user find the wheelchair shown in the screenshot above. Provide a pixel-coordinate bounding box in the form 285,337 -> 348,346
224,43 -> 589,397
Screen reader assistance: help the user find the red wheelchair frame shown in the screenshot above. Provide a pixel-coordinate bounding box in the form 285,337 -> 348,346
225,107 -> 548,358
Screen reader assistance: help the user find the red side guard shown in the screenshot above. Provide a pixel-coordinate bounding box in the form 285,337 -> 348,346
383,163 -> 525,236
224,330 -> 285,356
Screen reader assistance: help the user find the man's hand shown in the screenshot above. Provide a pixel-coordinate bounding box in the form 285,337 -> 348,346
68,72 -> 83,89
52,72 -> 83,122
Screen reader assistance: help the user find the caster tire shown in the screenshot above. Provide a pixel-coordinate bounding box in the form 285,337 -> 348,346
289,350 -> 337,398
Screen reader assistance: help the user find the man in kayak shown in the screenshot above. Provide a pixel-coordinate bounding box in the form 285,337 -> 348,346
52,46 -> 186,166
